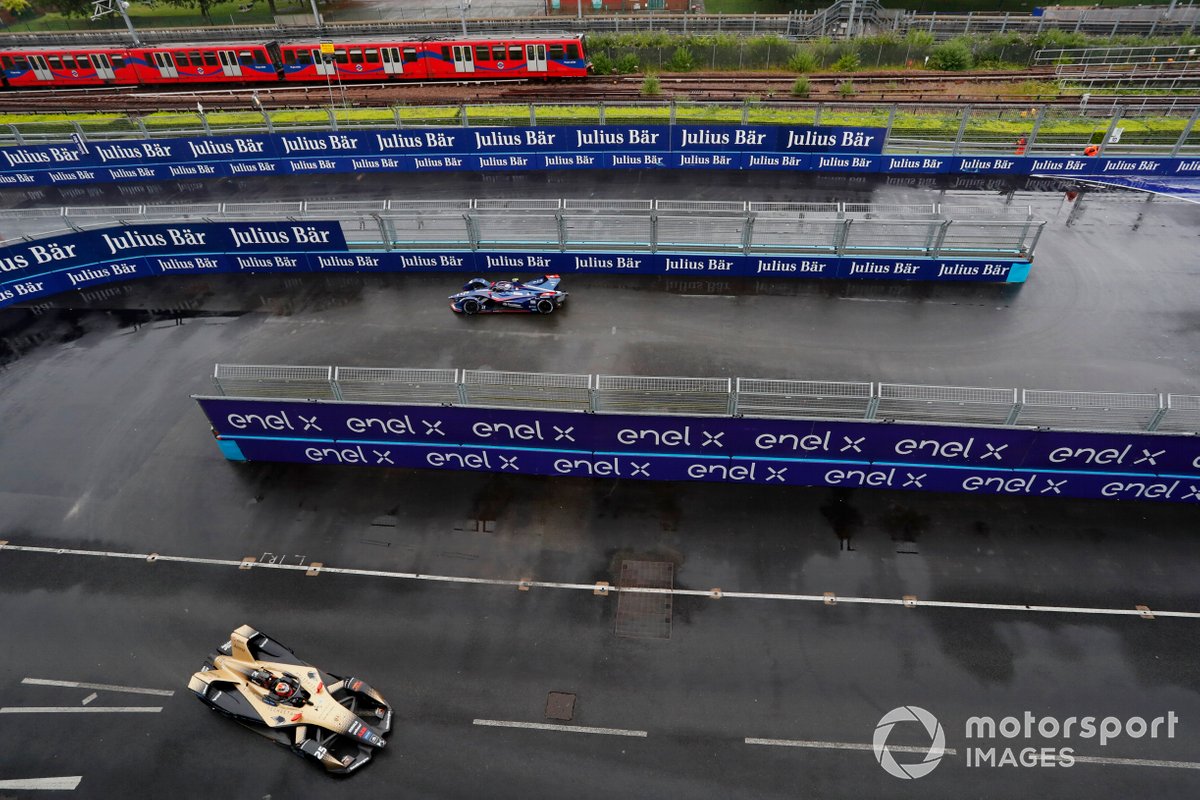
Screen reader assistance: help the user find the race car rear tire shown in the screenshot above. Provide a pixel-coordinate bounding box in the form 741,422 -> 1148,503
536,299 -> 555,315
462,299 -> 481,315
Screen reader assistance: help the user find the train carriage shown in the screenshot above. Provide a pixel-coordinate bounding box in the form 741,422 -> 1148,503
0,46 -> 139,88
279,34 -> 588,83
130,43 -> 279,85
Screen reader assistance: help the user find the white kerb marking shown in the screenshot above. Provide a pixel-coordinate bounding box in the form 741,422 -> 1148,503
0,777 -> 83,790
474,719 -> 647,738
0,707 -> 162,714
746,737 -> 957,756
1071,755 -> 1200,770
81,693 -> 97,706
23,678 -> 175,696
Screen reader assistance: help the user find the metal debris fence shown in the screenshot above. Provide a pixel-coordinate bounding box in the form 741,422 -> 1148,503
210,364 -> 1200,435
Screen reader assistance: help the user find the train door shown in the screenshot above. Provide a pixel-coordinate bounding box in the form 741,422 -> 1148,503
451,45 -> 474,74
93,53 -> 116,81
151,51 -> 178,79
27,54 -> 54,81
217,50 -> 242,78
311,49 -> 335,77
526,43 -> 547,73
381,47 -> 402,75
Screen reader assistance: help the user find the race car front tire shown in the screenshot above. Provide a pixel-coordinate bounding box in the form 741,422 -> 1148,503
536,299 -> 555,315
462,299 -> 482,315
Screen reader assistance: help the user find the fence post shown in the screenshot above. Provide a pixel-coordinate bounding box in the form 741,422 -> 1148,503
650,214 -> 658,254
329,368 -> 344,401
393,106 -> 402,128
1025,222 -> 1046,259
1171,106 -> 1200,157
813,102 -> 823,126
326,107 -> 338,131
556,211 -> 566,252
212,365 -> 225,396
134,116 -> 149,138
741,213 -> 755,255
1026,105 -> 1046,154
460,104 -> 469,127
199,109 -> 212,137
1097,106 -> 1124,156
1004,391 -> 1022,426
835,219 -> 851,255
742,98 -> 750,125
588,375 -> 598,414
372,214 -> 391,251
881,105 -> 896,152
8,124 -> 24,145
261,109 -> 274,133
930,220 -> 950,258
599,101 -> 606,125
456,378 -> 469,407
463,213 -> 480,250
530,104 -> 537,126
1146,397 -> 1167,431
952,104 -> 972,155
865,389 -> 880,421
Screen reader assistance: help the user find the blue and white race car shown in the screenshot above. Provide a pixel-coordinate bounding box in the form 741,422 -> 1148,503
449,275 -> 568,315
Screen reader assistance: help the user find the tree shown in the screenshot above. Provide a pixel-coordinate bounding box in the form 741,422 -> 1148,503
0,0 -> 34,14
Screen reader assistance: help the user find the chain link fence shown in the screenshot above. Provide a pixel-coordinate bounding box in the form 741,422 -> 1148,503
210,364 -> 1200,435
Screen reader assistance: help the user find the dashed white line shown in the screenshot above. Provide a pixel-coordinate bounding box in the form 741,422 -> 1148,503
746,737 -> 957,756
473,719 -> 647,738
80,693 -> 97,706
22,678 -> 175,697
1071,755 -> 1200,770
0,707 -> 162,714
0,777 -> 83,790
3,542 -> 1199,621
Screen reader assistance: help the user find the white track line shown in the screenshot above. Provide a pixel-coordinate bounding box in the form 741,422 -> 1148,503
473,719 -> 647,738
22,678 -> 175,696
0,707 -> 162,714
1072,755 -> 1200,770
81,693 -> 96,706
2,542 -> 1199,621
0,777 -> 82,790
746,737 -> 957,755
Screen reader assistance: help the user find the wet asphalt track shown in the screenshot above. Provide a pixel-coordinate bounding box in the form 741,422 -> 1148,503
1,171 -> 1199,799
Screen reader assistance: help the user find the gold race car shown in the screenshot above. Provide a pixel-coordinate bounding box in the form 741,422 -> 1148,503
187,625 -> 391,774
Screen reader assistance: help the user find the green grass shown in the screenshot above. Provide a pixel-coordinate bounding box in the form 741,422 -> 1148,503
3,0 -> 308,32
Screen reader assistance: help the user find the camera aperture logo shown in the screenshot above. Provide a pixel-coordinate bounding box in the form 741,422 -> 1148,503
873,706 -> 947,780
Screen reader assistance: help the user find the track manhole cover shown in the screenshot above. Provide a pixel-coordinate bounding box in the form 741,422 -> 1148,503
545,692 -> 576,721
615,560 -> 674,639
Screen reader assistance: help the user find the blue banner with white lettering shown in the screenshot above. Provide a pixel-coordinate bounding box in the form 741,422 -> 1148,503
194,397 -> 1200,504
2,127 -> 1198,187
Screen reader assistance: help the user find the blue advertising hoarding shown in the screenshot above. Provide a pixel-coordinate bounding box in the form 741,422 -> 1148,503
194,397 -> 1200,504
0,221 -> 1030,309
2,126 -> 1198,187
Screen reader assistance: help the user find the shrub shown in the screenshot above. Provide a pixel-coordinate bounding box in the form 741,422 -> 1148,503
928,41 -> 973,71
641,74 -> 661,96
833,52 -> 861,72
615,53 -> 639,74
791,76 -> 810,97
837,80 -> 855,97
787,49 -> 818,73
665,46 -> 695,72
589,52 -> 613,75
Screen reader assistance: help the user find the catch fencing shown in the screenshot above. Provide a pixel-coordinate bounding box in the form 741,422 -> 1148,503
209,364 -> 1200,435
0,198 -> 1043,261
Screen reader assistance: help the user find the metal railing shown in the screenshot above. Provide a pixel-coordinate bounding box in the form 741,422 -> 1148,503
3,102 -> 1198,156
2,3 -> 1196,45
0,197 -> 1044,260
210,364 -> 1200,435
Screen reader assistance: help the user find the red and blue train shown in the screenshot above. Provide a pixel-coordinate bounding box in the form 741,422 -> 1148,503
0,34 -> 589,89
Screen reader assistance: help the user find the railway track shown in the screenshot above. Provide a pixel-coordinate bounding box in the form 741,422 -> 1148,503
1,69 -> 1195,114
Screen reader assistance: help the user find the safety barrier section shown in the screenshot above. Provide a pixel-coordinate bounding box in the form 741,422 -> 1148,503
197,364 -> 1200,504
0,207 -> 1041,309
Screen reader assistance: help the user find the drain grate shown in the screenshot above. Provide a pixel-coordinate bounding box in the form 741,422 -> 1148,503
545,692 -> 576,721
615,560 -> 674,640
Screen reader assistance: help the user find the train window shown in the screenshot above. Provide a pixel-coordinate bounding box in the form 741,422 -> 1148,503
549,44 -> 564,60
365,49 -> 379,63
111,54 -> 124,69
441,46 -> 450,60
1,57 -> 12,70
492,45 -> 505,61
349,49 -> 363,64
176,53 -> 191,67
238,51 -> 253,65
63,55 -> 77,70
15,57 -> 30,70
334,50 -> 348,64
76,54 -> 92,68
297,50 -> 312,65
203,52 -> 218,67
402,47 -> 417,64
189,50 -> 202,63
464,47 -> 472,62
567,44 -> 580,60
475,46 -> 489,62
509,45 -> 521,61
48,56 -> 62,70
283,50 -> 296,65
